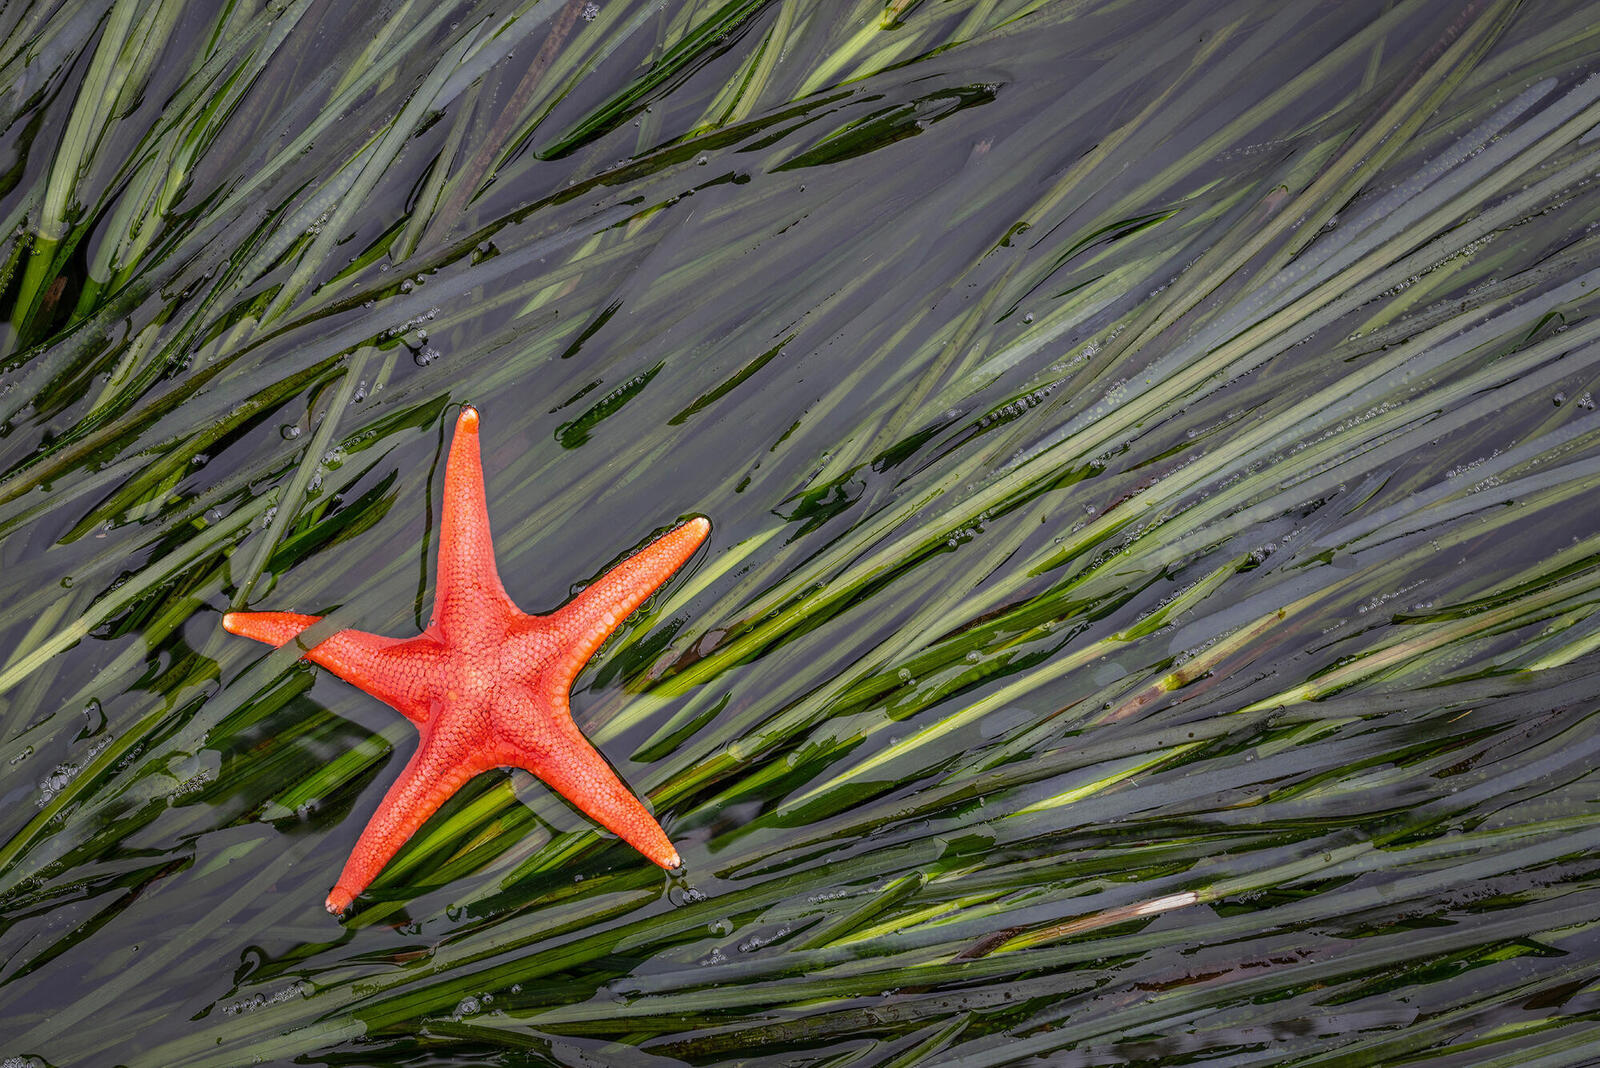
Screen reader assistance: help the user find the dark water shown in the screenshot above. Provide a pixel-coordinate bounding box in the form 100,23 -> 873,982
4,0 -> 1600,1064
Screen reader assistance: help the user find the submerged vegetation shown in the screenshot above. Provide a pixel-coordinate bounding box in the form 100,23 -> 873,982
4,0 -> 1600,1063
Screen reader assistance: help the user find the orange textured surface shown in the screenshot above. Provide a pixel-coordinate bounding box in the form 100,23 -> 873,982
223,406 -> 708,914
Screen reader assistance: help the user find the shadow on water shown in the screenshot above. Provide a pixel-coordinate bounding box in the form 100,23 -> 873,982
3,0 -> 1600,1063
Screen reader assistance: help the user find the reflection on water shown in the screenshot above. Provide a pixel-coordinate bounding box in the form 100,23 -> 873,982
3,0 -> 1600,1063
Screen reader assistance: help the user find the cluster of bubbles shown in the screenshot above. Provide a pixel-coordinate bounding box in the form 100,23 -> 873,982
668,883 -> 707,907
1444,448 -> 1502,480
452,992 -> 493,1019
1185,409 -> 1243,441
1356,578 -> 1425,616
380,306 -> 439,340
219,981 -> 310,1016
37,736 -> 111,806
974,383 -> 1054,431
944,521 -> 981,550
807,887 -> 852,903
738,924 -> 791,953
1290,400 -> 1399,455
170,767 -> 214,798
1169,633 -> 1222,668
1248,541 -> 1277,566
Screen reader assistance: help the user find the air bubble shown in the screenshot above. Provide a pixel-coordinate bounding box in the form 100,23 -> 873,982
668,884 -> 706,907
78,699 -> 106,741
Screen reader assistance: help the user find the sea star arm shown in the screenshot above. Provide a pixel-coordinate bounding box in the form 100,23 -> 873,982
221,611 -> 443,723
541,517 -> 711,692
503,696 -> 679,870
325,729 -> 493,913
433,406 -> 512,624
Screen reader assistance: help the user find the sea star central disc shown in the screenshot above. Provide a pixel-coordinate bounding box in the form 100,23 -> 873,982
223,406 -> 709,913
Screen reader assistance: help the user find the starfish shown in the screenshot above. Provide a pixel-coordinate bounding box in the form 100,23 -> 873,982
223,406 -> 708,914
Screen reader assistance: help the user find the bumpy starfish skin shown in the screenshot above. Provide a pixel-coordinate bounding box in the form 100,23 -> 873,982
223,406 -> 708,913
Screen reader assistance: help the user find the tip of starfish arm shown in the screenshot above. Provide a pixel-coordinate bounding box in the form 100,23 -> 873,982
645,838 -> 682,870
221,612 -> 241,634
458,405 -> 479,432
326,887 -> 354,914
683,516 -> 711,539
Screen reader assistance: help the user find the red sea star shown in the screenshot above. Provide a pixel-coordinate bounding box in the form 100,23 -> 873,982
223,406 -> 708,913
